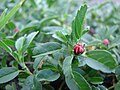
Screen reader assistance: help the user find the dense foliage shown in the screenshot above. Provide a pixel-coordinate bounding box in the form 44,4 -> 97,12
0,0 -> 120,90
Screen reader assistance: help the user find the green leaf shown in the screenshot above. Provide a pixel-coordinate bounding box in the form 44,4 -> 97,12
85,58 -> 112,73
0,40 -> 13,54
92,86 -> 99,90
15,35 -> 26,52
88,77 -> 103,84
63,56 -> 74,76
20,21 -> 39,34
0,32 -> 6,38
33,76 -> 42,90
22,76 -> 42,90
42,26 -> 63,34
98,85 -> 107,90
24,31 -> 39,50
93,85 -> 107,90
71,20 -> 77,42
1,55 -> 7,67
33,42 -> 62,58
53,31 -> 68,43
77,56 -> 86,67
33,56 -> 44,70
22,76 -> 33,90
73,5 -> 87,39
39,16 -> 58,26
0,0 -> 25,31
115,66 -> 120,80
20,25 -> 38,34
29,0 -> 37,8
86,50 -> 117,73
46,0 -> 56,7
15,31 -> 38,52
0,67 -> 19,84
110,36 -> 120,48
63,56 -> 91,90
2,39 -> 15,46
82,28 -> 89,36
0,9 -> 7,21
42,64 -> 58,72
5,82 -> 16,90
36,69 -> 60,81
73,71 -> 91,90
5,84 -> 15,90
106,26 -> 118,38
6,22 -> 16,30
87,39 -> 101,46
115,81 -> 120,90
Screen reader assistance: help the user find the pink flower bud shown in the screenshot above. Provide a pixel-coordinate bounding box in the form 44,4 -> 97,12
74,43 -> 85,55
14,27 -> 19,33
103,39 -> 109,45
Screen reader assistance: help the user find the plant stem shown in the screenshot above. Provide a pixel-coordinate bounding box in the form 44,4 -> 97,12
20,62 -> 32,75
24,65 -> 33,75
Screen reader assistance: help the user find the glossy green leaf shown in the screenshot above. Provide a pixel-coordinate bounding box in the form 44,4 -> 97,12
33,76 -> 42,90
36,69 -> 60,81
86,50 -> 117,72
88,77 -> 103,84
22,76 -> 33,90
15,31 -> 38,52
42,64 -> 58,72
73,71 -> 91,90
71,20 -> 77,42
85,58 -> 112,73
20,25 -> 38,34
0,67 -> 19,84
0,0 -> 25,31
42,26 -> 63,34
73,5 -> 87,39
0,40 -> 13,54
82,29 -> 89,36
33,42 -> 62,58
63,56 -> 91,90
115,81 -> 120,90
53,31 -> 68,43
15,35 -> 26,52
6,22 -> 16,30
0,9 -> 7,21
24,31 -> 39,50
2,39 -> 15,46
39,16 -> 58,26
92,86 -> 107,90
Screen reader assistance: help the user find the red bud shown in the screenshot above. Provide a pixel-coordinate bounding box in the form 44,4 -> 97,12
74,43 -> 85,55
103,39 -> 109,45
